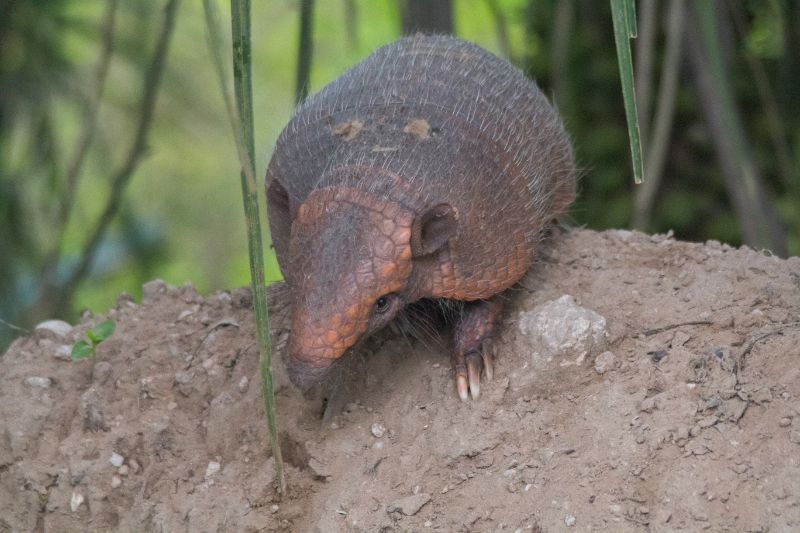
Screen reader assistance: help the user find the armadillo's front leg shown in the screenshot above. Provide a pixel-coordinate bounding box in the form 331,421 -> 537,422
452,296 -> 504,401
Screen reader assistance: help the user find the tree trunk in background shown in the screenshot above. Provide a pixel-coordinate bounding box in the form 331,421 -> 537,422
402,0 -> 453,35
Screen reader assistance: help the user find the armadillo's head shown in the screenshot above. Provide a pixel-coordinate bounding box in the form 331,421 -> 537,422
285,186 -> 454,389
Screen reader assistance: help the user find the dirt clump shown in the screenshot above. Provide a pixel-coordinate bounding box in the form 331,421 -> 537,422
2,229 -> 799,531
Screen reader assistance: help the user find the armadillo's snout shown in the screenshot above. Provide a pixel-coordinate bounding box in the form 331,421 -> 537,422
285,316 -> 354,391
285,354 -> 337,391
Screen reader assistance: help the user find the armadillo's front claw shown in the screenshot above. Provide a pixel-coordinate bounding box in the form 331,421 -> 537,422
481,338 -> 495,381
453,338 -> 496,401
466,353 -> 482,400
456,374 -> 470,401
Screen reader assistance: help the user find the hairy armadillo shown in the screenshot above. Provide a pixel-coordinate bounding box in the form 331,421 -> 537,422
266,34 -> 575,401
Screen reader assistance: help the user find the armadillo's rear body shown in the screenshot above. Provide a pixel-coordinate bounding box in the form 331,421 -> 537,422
267,35 -> 575,300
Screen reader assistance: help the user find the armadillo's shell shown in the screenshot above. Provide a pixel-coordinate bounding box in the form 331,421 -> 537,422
267,34 -> 575,298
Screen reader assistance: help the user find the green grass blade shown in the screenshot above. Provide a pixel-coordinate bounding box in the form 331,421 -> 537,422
202,0 -> 286,494
611,0 -> 645,184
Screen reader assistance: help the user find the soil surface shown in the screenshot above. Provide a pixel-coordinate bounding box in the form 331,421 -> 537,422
2,229 -> 800,532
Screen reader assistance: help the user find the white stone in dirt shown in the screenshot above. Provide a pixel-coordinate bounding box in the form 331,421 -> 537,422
111,475 -> 122,488
370,422 -> 386,438
387,493 -> 431,516
205,461 -> 221,479
517,295 -> 608,366
24,376 -> 51,388
238,375 -> 249,393
565,514 -> 576,526
109,452 -> 124,467
54,344 -> 72,361
35,319 -> 73,337
594,351 -> 615,374
70,491 -> 84,512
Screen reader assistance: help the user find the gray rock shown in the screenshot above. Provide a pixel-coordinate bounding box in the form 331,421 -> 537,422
308,457 -> 333,480
387,493 -> 431,516
517,295 -> 608,367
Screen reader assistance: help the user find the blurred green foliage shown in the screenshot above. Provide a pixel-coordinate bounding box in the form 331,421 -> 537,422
1,0 -> 798,353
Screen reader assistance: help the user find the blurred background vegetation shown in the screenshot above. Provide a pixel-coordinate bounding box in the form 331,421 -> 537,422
1,0 -> 798,354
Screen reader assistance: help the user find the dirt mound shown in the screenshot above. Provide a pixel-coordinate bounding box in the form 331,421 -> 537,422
2,229 -> 799,532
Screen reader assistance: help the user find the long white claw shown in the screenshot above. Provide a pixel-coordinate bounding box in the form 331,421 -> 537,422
457,375 -> 469,402
467,356 -> 481,400
481,339 -> 494,380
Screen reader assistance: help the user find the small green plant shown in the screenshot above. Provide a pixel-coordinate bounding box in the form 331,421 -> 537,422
71,320 -> 116,360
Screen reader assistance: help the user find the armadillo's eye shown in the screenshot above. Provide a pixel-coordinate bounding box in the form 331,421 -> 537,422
374,295 -> 391,314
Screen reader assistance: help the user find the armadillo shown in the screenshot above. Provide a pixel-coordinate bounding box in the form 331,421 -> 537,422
266,34 -> 576,401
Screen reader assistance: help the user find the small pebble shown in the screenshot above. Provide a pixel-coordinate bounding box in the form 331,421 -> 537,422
565,514 -> 576,526
698,415 -> 718,428
270,504 -> 280,513
35,319 -> 73,338
387,493 -> 431,516
205,461 -> 221,479
238,376 -> 250,393
24,376 -> 52,388
779,417 -> 791,427
372,440 -> 384,450
118,464 -> 130,476
109,452 -> 124,467
111,475 -> 122,488
594,351 -> 616,374
54,344 -> 72,361
370,422 -> 386,438
425,521 -> 433,527
70,491 -> 84,512
639,396 -> 657,413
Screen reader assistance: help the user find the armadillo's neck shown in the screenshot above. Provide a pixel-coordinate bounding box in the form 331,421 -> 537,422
317,165 -> 426,215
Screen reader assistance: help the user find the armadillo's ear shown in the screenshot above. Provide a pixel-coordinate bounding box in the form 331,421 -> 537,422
410,203 -> 457,257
